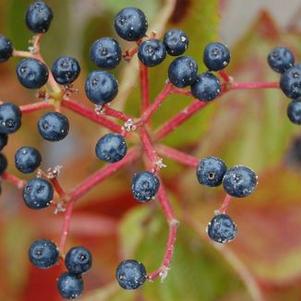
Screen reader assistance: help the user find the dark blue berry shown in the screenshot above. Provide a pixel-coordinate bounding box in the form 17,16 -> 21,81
28,239 -> 59,269
0,153 -> 8,175
207,214 -> 237,244
191,72 -> 221,101
131,171 -> 160,202
65,246 -> 92,275
168,56 -> 198,88
16,58 -> 49,89
203,42 -> 230,71
0,133 -> 8,151
116,259 -> 147,290
85,71 -> 118,105
138,39 -> 166,67
23,178 -> 54,209
95,133 -> 127,163
25,1 -> 53,33
51,56 -> 81,85
222,165 -> 257,198
57,272 -> 84,300
38,112 -> 69,142
0,102 -> 22,134
267,47 -> 294,73
280,66 -> 301,99
90,38 -> 121,69
163,29 -> 189,56
287,99 -> 301,125
0,35 -> 13,62
114,7 -> 148,41
15,146 -> 41,174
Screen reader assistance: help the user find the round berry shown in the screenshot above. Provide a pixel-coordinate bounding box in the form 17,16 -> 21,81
90,37 -> 121,69
138,39 -> 166,67
287,99 -> 301,125
0,153 -> 8,175
168,56 -> 198,88
0,35 -> 13,63
25,1 -> 53,33
267,47 -> 294,74
114,7 -> 148,41
23,178 -> 53,209
191,72 -> 221,101
57,272 -> 84,300
280,66 -> 301,99
0,133 -> 8,151
28,239 -> 59,269
196,156 -> 227,187
38,112 -> 69,142
15,146 -> 41,174
116,259 -> 147,290
16,58 -> 49,89
203,42 -> 230,71
163,29 -> 189,56
0,102 -> 22,134
65,246 -> 92,275
207,214 -> 237,244
222,165 -> 257,198
85,71 -> 118,105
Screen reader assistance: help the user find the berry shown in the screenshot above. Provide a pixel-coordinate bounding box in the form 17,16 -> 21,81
0,35 -> 13,62
191,72 -> 221,101
138,39 -> 166,67
57,272 -> 84,300
25,1 -> 53,33
0,133 -> 8,151
0,102 -> 22,134
38,112 -> 69,142
168,56 -> 198,88
196,156 -> 227,187
114,7 -> 148,41
23,178 -> 54,209
163,29 -> 189,56
287,99 -> 301,125
207,214 -> 237,244
267,47 -> 295,73
16,58 -> 49,89
85,71 -> 118,105
28,239 -> 59,269
0,153 -> 8,175
51,56 -> 81,85
131,171 -> 160,202
203,42 -> 230,71
65,246 -> 92,275
116,259 -> 147,290
15,146 -> 42,173
280,66 -> 301,99
90,37 -> 121,69
222,165 -> 257,198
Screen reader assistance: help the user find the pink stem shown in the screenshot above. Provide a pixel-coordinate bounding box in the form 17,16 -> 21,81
20,101 -> 54,113
122,47 -> 138,61
50,178 -> 65,197
231,81 -> 279,90
139,127 -> 157,164
219,70 -> 232,82
103,104 -> 131,122
139,62 -> 150,112
219,194 -> 233,214
59,199 -> 74,254
1,172 -> 25,189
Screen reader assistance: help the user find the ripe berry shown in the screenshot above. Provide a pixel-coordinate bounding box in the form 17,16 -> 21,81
0,35 -> 13,62
0,102 -> 22,134
0,153 -> 8,175
95,133 -> 127,163
28,239 -> 59,269
90,38 -> 121,69
168,56 -> 198,88
196,156 -> 227,187
65,246 -> 92,275
57,272 -> 84,300
222,165 -> 257,198
287,99 -> 301,125
280,66 -> 301,99
114,7 -> 148,41
163,29 -> 189,56
138,39 -> 166,67
38,112 -> 69,142
191,72 -> 221,101
85,71 -> 118,105
116,259 -> 147,290
25,1 -> 53,33
23,178 -> 54,209
0,133 -> 8,151
207,214 -> 237,244
16,58 -> 49,89
203,42 -> 230,71
15,146 -> 41,174
51,56 -> 81,85
267,47 -> 295,73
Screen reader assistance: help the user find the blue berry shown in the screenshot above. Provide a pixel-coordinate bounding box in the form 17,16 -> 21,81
131,171 -> 160,202
15,146 -> 41,174
38,112 -> 69,142
0,35 -> 13,62
268,47 -> 294,73
85,71 -> 118,105
114,7 -> 148,41
23,178 -> 53,209
51,56 -> 81,85
116,259 -> 147,290
28,239 -> 59,269
207,214 -> 237,244
203,42 -> 230,71
0,153 -> 8,175
65,246 -> 92,275
168,56 -> 198,88
287,99 -> 301,125
280,66 -> 301,99
138,39 -> 166,67
25,1 -> 53,33
222,165 -> 257,198
57,272 -> 84,300
196,156 -> 227,187
191,72 -> 221,101
95,133 -> 127,163
163,29 -> 189,56
0,133 -> 8,151
16,58 -> 49,89
90,38 -> 121,69
0,102 -> 22,134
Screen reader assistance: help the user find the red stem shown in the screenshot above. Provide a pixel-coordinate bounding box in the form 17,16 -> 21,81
122,47 -> 138,61
50,178 -> 65,197
139,127 -> 158,165
59,199 -> 74,253
219,194 -> 233,214
20,101 -> 54,113
231,81 -> 279,90
1,172 -> 25,189
139,62 -> 150,112
219,70 -> 232,82
102,104 -> 131,122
